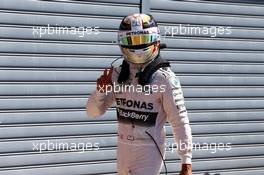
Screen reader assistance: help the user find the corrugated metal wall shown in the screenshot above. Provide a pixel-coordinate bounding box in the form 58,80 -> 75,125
151,0 -> 264,174
0,0 -> 263,174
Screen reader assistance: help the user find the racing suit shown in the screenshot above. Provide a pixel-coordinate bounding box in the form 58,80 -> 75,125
87,62 -> 193,175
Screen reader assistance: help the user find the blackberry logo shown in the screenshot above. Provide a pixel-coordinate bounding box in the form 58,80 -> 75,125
116,107 -> 158,126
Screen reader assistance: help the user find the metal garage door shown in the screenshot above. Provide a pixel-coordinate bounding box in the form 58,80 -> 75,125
0,0 -> 263,174
151,0 -> 264,174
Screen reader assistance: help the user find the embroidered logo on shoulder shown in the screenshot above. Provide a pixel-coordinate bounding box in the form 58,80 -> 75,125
170,76 -> 181,89
158,67 -> 171,79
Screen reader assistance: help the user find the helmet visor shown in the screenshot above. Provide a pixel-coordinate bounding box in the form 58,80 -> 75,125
118,33 -> 160,46
120,44 -> 158,64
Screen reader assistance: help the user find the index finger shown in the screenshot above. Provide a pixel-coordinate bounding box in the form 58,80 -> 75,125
102,68 -> 113,78
103,69 -> 108,76
107,67 -> 113,77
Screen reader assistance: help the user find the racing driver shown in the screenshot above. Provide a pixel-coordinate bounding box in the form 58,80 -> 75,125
87,13 -> 193,175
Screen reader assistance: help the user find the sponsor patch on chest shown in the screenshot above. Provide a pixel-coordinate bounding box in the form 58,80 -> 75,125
115,98 -> 153,110
116,107 -> 157,126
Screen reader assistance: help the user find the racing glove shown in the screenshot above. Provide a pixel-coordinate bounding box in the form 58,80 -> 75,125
96,68 -> 113,93
179,164 -> 192,175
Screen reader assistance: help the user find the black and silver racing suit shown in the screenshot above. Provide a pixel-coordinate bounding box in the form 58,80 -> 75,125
87,62 -> 192,175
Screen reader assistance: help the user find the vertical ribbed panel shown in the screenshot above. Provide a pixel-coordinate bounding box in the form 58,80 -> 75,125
0,0 -> 139,174
151,0 -> 264,174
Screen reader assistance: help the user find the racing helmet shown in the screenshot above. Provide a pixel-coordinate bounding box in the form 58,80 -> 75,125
118,13 -> 161,64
